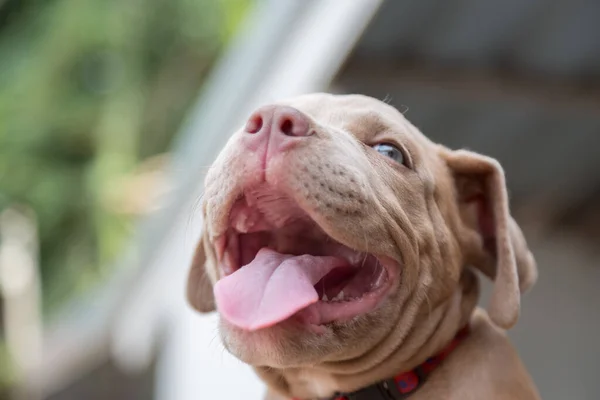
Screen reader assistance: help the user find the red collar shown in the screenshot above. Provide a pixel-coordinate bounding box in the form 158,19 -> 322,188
293,325 -> 469,400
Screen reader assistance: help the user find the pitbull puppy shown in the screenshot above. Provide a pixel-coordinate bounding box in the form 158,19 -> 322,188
187,93 -> 540,400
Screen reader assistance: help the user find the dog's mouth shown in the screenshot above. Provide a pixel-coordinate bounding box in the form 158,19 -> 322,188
212,185 -> 396,331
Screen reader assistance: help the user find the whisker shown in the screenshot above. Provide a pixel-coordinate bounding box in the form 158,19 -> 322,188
360,252 -> 368,269
361,227 -> 369,257
185,193 -> 205,242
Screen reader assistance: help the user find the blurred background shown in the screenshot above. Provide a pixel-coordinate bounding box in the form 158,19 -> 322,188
0,0 -> 598,399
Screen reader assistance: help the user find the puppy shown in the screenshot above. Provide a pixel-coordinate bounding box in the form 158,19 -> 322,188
187,93 -> 540,400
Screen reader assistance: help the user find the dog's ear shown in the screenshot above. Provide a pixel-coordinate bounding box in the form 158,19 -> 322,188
443,149 -> 537,329
186,235 -> 216,313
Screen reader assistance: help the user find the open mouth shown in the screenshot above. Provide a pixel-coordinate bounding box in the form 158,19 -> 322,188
212,185 -> 395,331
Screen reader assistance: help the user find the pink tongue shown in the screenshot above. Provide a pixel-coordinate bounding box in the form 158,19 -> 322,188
214,248 -> 346,331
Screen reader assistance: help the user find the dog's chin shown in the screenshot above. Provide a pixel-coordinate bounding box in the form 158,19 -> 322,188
218,302 -> 396,368
211,183 -> 401,366
218,316 -> 337,367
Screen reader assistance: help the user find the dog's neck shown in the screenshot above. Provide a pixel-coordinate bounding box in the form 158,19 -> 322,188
256,269 -> 480,400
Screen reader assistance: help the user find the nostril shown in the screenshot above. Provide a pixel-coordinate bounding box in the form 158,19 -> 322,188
280,118 -> 293,136
245,114 -> 263,134
275,108 -> 310,137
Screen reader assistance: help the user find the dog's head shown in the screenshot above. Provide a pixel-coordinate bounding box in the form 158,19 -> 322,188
187,93 -> 536,370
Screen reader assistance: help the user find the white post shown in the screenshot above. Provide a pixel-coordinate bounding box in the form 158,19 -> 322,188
0,207 -> 43,399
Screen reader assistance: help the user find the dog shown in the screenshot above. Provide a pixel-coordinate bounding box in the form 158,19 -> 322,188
186,93 -> 540,400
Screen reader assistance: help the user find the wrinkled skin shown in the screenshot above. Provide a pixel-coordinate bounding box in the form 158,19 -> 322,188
187,93 -> 539,399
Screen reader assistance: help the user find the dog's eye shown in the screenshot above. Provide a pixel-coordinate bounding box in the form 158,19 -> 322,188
373,143 -> 406,165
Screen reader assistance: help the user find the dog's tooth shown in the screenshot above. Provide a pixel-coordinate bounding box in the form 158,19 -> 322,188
333,291 -> 344,301
234,214 -> 249,233
321,294 -> 329,302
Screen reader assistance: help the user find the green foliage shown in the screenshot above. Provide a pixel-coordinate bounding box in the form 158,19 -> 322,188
0,341 -> 15,395
0,0 -> 252,314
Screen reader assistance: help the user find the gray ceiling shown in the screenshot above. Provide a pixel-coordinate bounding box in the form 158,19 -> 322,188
335,0 -> 600,218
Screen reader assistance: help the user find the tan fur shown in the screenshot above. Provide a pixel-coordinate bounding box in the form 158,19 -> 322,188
186,93 -> 540,399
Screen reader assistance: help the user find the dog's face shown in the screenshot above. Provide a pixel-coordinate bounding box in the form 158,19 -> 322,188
187,93 -> 537,370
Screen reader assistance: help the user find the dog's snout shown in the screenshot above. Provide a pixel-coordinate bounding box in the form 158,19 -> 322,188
244,105 -> 311,138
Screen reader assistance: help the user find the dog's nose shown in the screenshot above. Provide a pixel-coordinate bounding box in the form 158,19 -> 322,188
244,105 -> 312,138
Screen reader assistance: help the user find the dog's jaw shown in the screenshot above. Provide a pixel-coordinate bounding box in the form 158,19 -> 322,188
213,183 -> 399,331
